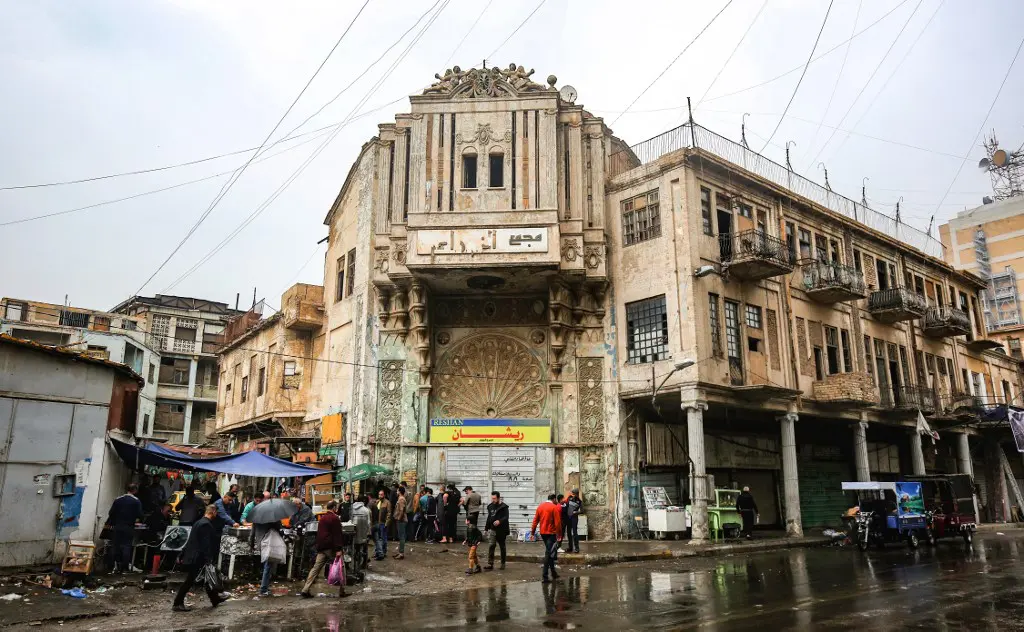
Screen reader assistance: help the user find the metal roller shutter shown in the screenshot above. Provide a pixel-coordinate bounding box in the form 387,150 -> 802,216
798,460 -> 852,529
444,446 -> 543,536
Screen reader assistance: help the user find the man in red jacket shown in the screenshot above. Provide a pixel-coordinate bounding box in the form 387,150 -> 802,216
300,500 -> 347,598
531,494 -> 563,583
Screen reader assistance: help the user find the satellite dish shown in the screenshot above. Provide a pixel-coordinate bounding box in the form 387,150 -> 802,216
559,85 -> 578,104
979,157 -> 991,171
993,149 -> 1009,167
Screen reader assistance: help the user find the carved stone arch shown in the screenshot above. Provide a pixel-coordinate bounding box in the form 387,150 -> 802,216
432,333 -> 545,419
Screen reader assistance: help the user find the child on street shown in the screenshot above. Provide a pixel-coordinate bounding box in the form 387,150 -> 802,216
465,520 -> 483,574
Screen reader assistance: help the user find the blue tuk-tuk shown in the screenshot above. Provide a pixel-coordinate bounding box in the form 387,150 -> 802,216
842,481 -> 929,550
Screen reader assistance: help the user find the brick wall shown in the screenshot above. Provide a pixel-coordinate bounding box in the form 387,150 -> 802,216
796,317 -> 812,377
811,371 -> 879,404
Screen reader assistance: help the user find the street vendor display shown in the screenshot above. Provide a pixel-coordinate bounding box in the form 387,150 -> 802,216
842,481 -> 929,550
643,486 -> 690,540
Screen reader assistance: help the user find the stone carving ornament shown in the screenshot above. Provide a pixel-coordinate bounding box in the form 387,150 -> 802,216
433,334 -> 544,420
578,358 -> 605,443
584,245 -> 603,270
456,123 -> 513,148
375,360 -> 405,444
423,63 -> 552,98
433,297 -> 546,328
581,449 -> 607,506
561,238 -> 582,263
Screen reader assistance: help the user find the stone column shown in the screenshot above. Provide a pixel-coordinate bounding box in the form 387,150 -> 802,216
182,358 -> 199,444
779,412 -> 802,537
910,431 -> 926,475
957,433 -> 981,524
853,420 -> 870,482
685,402 -> 709,543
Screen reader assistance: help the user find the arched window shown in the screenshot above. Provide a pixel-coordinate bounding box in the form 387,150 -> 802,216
461,148 -> 478,189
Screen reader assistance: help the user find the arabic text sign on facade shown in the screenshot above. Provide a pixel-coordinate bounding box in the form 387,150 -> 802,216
429,418 -> 552,444
415,228 -> 549,255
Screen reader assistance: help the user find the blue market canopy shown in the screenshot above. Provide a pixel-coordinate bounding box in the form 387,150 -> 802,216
110,437 -> 328,477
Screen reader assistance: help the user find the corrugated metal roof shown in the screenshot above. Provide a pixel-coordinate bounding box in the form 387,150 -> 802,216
0,333 -> 144,383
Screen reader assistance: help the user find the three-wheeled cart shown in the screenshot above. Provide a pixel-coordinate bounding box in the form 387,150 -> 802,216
842,481 -> 930,550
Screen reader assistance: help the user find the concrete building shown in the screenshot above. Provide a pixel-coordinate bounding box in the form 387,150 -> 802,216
111,295 -> 244,445
0,298 -> 158,438
940,197 -> 1024,332
300,64 -> 1022,539
215,284 -> 327,453
0,334 -> 140,565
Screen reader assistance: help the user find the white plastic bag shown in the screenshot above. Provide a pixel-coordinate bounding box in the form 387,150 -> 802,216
261,529 -> 287,564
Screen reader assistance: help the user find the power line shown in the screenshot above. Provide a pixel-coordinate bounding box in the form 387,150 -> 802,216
804,0 -> 861,160
931,34 -> 1024,215
132,0 -> 371,296
610,0 -> 735,127
804,0 -> 924,170
759,0 -> 834,152
445,0 -> 495,68
702,0 -> 911,104
693,0 -> 768,111
825,0 -> 946,163
487,0 -> 546,60
0,100 -> 405,228
161,1 -> 451,293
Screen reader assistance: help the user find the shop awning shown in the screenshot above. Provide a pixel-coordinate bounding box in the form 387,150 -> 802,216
336,463 -> 393,484
110,437 -> 328,477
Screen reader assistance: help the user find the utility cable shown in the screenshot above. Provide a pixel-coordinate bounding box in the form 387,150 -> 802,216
693,0 -> 768,111
132,0 -> 371,296
160,1 -> 451,293
804,0 -> 861,160
445,0 -> 495,68
931,34 -> 1024,216
488,0 -> 546,60
825,0 -> 945,163
610,0 -> 735,127
804,0 -> 924,170
703,0 -> 911,104
759,0 -> 834,152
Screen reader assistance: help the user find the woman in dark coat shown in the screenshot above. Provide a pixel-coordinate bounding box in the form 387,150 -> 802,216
442,485 -> 461,544
172,505 -> 225,611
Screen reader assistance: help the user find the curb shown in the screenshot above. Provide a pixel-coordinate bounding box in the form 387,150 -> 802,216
503,536 -> 831,565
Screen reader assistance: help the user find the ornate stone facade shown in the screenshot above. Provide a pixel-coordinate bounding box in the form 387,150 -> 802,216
577,358 -> 605,443
433,334 -> 545,420
375,360 -> 405,444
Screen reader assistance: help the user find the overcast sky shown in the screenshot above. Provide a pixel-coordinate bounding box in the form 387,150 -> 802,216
2,0 -> 1022,311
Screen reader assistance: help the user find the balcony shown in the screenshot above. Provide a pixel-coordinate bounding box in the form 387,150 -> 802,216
193,384 -> 218,400
879,384 -> 937,415
284,296 -> 325,332
868,287 -> 927,324
801,261 -> 866,303
718,230 -> 793,281
965,337 -> 1003,352
922,307 -> 971,338
810,372 -> 879,408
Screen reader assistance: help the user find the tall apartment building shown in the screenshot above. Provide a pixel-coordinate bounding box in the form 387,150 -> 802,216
0,297 -> 158,437
939,196 -> 1024,332
242,64 -> 1022,537
111,295 -> 244,445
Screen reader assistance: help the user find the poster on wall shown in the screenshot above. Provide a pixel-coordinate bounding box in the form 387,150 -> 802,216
429,418 -> 552,444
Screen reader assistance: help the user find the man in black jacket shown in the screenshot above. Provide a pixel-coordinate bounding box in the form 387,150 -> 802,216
736,486 -> 759,540
484,491 -> 510,570
173,506 -> 226,611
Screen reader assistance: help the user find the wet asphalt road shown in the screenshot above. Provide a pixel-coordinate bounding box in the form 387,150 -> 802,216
183,532 -> 1024,631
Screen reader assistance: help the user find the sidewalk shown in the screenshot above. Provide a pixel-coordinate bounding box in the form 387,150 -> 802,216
503,534 -> 830,565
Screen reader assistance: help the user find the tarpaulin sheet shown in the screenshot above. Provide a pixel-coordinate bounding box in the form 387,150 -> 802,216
110,437 -> 328,477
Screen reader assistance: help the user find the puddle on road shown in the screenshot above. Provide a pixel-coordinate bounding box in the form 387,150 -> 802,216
171,535 -> 1024,631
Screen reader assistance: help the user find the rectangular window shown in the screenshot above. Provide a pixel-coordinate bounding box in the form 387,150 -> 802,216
284,361 -> 297,376
738,203 -> 752,219
346,248 -> 356,297
488,153 -> 504,187
123,319 -> 137,331
898,345 -> 911,385
59,310 -> 89,328
864,335 -> 874,382
962,368 -> 970,394
785,222 -> 796,262
853,249 -> 862,273
813,347 -> 825,381
709,294 -> 722,358
829,239 -> 841,264
257,366 -> 266,396
93,316 -> 111,332
1003,379 -> 1012,403
462,154 -> 478,188
724,300 -> 741,361
798,228 -> 812,260
824,326 -> 840,375
241,376 -> 248,403
3,302 -> 24,321
745,304 -> 762,329
701,188 -> 714,236
335,256 -> 345,302
621,190 -> 661,246
148,363 -> 156,384
840,329 -> 852,373
625,295 -> 669,364
815,234 -> 828,263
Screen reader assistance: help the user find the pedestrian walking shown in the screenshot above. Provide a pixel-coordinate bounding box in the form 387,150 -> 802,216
565,489 -> 582,553
531,494 -> 563,583
463,486 -> 482,529
172,505 -> 227,611
556,494 -> 567,554
465,519 -> 483,574
392,486 -> 408,560
484,491 -> 510,570
736,486 -> 759,539
300,500 -> 347,598
373,489 -> 392,560
104,483 -> 144,573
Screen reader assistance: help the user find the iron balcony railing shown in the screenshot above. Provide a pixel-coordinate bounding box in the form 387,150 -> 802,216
923,306 -> 971,332
881,384 -> 938,411
718,229 -> 791,268
867,287 -> 927,314
801,261 -> 866,296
